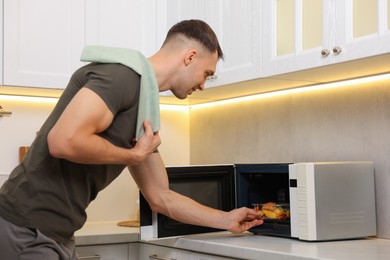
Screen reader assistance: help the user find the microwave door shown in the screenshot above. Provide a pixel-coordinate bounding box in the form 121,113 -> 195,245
140,165 -> 236,240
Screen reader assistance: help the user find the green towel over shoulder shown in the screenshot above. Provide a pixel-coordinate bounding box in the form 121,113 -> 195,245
80,45 -> 160,141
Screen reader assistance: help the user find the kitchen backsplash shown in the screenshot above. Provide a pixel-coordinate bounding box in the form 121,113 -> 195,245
0,100 -> 189,222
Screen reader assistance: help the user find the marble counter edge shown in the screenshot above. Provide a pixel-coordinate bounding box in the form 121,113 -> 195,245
141,232 -> 390,260
74,223 -> 390,259
75,222 -> 139,246
140,232 -> 307,260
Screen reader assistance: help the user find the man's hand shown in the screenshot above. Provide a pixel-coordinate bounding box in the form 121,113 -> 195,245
222,207 -> 264,234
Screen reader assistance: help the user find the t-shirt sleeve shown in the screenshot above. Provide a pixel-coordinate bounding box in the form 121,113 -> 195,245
83,63 -> 140,116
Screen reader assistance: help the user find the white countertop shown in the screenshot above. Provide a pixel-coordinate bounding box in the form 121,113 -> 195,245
75,222 -> 390,259
75,221 -> 139,246
169,232 -> 390,260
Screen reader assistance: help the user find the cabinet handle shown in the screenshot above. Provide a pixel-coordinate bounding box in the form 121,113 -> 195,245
78,256 -> 100,260
333,46 -> 342,54
149,254 -> 177,260
321,49 -> 330,57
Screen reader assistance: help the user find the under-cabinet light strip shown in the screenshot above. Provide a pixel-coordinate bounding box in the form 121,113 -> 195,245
0,94 -> 188,111
189,73 -> 390,110
0,95 -> 59,103
1,73 -> 389,110
159,104 -> 189,112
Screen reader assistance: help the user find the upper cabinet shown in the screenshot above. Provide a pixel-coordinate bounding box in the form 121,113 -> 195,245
3,0 -> 85,89
156,0 -> 262,89
262,0 -> 390,77
2,1 -> 390,93
3,0 -> 157,90
85,0 -> 157,57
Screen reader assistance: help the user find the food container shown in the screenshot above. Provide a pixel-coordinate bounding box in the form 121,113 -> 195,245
253,202 -> 290,220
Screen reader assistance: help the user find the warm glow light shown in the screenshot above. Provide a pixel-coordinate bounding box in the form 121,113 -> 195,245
0,94 -> 59,104
190,73 -> 390,110
159,104 -> 189,112
1,73 -> 389,111
0,94 -> 190,112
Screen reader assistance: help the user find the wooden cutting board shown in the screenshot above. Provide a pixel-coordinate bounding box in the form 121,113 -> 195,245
117,220 -> 140,227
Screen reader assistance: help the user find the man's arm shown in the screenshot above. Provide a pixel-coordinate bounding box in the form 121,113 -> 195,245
129,153 -> 263,233
47,87 -> 160,165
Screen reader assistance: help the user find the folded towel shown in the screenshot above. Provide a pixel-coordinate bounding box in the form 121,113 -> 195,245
80,45 -> 160,140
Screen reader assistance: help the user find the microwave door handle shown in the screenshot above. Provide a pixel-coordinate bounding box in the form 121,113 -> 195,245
149,254 -> 177,260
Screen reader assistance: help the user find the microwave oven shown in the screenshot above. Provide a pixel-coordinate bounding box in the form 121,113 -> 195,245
237,162 -> 377,241
140,162 -> 377,241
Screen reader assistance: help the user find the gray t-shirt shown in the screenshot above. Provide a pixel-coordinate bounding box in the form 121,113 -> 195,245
0,63 -> 140,244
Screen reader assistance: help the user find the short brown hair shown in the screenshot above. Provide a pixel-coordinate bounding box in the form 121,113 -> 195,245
163,19 -> 224,60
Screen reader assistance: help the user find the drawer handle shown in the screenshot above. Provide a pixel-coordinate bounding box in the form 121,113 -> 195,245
149,254 -> 177,260
78,255 -> 101,260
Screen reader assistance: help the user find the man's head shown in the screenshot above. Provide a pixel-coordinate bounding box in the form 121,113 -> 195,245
157,20 -> 223,99
162,19 -> 224,60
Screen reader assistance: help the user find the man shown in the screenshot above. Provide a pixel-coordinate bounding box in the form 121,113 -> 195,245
0,19 -> 262,259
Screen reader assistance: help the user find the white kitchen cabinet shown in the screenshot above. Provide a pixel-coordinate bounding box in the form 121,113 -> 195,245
76,243 -> 129,260
3,0 -> 158,90
156,0 -> 262,89
138,243 -> 236,260
85,0 -> 158,57
3,0 -> 86,89
262,0 -> 390,77
138,243 -> 192,260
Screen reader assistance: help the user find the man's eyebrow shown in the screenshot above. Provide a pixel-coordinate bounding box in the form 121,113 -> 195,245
206,70 -> 215,76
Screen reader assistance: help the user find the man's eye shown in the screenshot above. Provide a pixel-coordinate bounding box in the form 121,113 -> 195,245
206,75 -> 217,81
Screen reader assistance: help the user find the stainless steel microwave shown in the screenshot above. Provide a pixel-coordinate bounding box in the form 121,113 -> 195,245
140,162 -> 377,241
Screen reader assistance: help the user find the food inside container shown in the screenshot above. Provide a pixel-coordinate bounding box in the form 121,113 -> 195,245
253,202 -> 290,220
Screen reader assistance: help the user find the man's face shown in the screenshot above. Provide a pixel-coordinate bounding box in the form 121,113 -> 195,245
172,51 -> 218,99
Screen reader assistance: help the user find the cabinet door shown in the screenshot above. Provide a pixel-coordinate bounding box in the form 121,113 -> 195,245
85,0 -> 157,57
262,0 -> 390,77
3,0 -> 85,89
138,243 -> 192,259
138,243 -> 237,260
333,0 -> 390,63
262,0 -> 334,77
156,0 -> 262,89
76,244 -> 128,260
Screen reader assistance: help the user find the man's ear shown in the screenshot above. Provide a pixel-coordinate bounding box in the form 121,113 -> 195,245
184,49 -> 197,66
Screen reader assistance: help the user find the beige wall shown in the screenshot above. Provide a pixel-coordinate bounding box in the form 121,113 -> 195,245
190,79 -> 390,239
